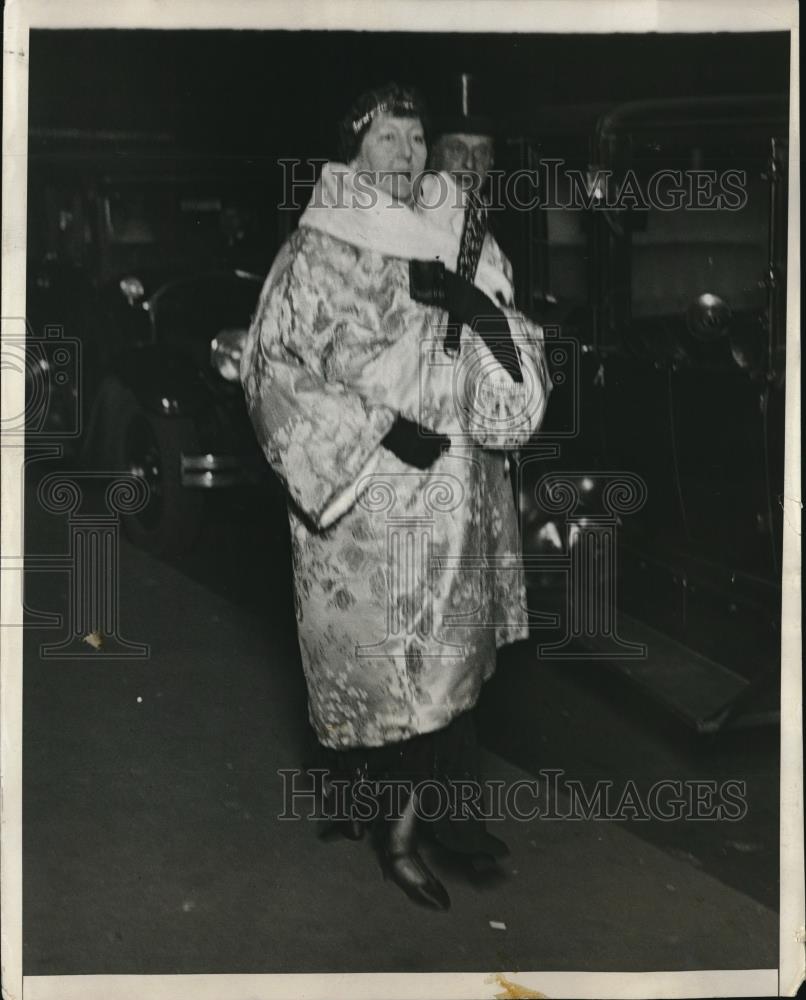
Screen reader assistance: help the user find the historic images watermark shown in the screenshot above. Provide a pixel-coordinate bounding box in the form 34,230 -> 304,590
277,158 -> 749,213
278,768 -> 748,823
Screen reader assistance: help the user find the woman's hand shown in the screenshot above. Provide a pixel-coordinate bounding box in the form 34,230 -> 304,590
408,260 -> 523,382
380,414 -> 451,469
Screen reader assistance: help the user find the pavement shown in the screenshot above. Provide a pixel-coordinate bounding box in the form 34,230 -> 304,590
22,477 -> 779,975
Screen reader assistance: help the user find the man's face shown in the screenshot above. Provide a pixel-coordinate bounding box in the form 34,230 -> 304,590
430,132 -> 495,190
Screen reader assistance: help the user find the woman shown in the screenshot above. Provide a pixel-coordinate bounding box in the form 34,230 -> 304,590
240,83 -> 551,911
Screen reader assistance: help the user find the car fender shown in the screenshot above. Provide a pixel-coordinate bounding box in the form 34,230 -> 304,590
109,346 -> 212,419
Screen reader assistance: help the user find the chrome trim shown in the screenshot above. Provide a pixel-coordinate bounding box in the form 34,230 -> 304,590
181,453 -> 247,488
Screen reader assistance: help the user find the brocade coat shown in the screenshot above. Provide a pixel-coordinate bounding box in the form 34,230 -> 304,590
241,223 -> 550,749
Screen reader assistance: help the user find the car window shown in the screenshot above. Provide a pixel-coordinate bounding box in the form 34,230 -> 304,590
630,165 -> 769,321
544,178 -> 589,308
105,189 -> 168,245
102,184 -> 267,262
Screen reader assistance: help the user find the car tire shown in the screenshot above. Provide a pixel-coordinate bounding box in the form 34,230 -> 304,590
99,378 -> 205,556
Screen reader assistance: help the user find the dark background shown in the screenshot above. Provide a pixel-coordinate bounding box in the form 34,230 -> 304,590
29,29 -> 790,153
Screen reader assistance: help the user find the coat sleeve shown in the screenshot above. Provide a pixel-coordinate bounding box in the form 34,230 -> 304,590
240,238 -> 396,531
303,243 -> 552,451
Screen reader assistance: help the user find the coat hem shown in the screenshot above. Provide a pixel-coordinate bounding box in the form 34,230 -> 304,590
312,690 -> 490,751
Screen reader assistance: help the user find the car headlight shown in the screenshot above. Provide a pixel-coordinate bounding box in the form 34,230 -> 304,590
119,275 -> 145,306
210,328 -> 248,383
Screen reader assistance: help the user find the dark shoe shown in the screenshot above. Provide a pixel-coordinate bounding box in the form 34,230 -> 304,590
421,821 -> 510,886
427,846 -> 509,893
424,820 -> 510,860
345,817 -> 365,841
373,792 -> 451,911
318,764 -> 370,841
380,845 -> 451,911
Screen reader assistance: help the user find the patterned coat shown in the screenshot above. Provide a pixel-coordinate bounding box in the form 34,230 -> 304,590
241,223 -> 550,749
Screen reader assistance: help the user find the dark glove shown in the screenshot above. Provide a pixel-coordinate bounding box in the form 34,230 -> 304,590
409,258 -> 449,307
408,260 -> 523,383
381,415 -> 450,470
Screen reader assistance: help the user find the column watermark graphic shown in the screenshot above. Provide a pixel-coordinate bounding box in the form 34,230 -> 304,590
354,472 -> 467,659
2,317 -> 150,658
35,473 -> 151,659
528,470 -> 648,659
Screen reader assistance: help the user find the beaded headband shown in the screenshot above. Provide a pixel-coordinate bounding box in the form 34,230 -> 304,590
350,99 -> 419,135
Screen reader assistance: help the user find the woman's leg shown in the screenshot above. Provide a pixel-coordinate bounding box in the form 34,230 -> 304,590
372,732 -> 451,911
308,711 -> 508,907
305,735 -> 369,840
425,708 -> 510,869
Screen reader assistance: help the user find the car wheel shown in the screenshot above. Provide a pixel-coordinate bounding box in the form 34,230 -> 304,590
101,379 -> 205,555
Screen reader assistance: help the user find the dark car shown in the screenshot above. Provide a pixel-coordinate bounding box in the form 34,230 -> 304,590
87,268 -> 266,553
512,95 -> 788,732
26,137 -> 278,553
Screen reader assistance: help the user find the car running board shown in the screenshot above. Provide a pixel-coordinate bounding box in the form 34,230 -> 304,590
565,613 -> 779,734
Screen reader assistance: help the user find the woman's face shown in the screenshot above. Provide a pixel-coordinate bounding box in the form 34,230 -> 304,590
354,112 -> 427,203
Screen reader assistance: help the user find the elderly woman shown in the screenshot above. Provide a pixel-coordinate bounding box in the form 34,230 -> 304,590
240,83 -> 551,911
